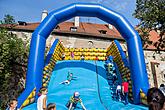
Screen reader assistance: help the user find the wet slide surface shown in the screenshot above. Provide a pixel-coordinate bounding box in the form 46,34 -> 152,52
23,60 -> 147,110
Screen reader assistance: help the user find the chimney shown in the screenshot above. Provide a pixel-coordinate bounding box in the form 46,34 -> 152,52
108,24 -> 113,29
41,10 -> 48,22
74,16 -> 79,27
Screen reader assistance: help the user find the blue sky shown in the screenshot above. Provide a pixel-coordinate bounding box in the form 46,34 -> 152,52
0,0 -> 139,26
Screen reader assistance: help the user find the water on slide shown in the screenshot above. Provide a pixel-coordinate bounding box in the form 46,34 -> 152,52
23,60 -> 147,110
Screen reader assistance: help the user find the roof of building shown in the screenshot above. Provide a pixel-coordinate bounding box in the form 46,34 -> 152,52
0,22 -> 122,40
0,22 -> 163,50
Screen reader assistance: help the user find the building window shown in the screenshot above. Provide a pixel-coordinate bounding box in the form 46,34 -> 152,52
55,25 -> 60,29
18,21 -> 27,26
99,30 -> 107,34
70,26 -> 77,32
88,41 -> 94,48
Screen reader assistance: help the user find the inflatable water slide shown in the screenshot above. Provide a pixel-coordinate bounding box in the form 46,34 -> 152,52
17,3 -> 149,110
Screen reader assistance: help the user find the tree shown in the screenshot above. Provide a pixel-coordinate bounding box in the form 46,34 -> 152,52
133,0 -> 165,51
0,14 -> 15,24
0,15 -> 29,109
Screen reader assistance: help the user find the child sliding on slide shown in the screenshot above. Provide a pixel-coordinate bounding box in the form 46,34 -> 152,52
66,92 -> 86,110
59,71 -> 77,85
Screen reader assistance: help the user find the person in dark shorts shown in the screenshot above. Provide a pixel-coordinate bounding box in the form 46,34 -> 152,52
112,73 -> 117,85
122,78 -> 129,105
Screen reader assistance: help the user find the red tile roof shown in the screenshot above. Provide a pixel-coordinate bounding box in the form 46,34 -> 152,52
0,22 -> 39,31
145,30 -> 160,50
0,22 -> 122,40
0,22 -> 163,50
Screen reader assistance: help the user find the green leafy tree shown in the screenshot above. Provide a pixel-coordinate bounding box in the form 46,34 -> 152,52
0,15 -> 29,109
0,14 -> 15,24
133,0 -> 165,51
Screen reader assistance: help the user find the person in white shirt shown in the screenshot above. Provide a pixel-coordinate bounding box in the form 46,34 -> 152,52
116,83 -> 122,101
37,87 -> 48,110
81,55 -> 85,60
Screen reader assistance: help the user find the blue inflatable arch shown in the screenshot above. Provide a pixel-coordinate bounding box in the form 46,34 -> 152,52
23,3 -> 149,104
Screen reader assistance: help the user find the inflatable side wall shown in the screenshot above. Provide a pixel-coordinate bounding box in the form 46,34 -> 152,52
107,40 -> 149,104
107,41 -> 134,101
